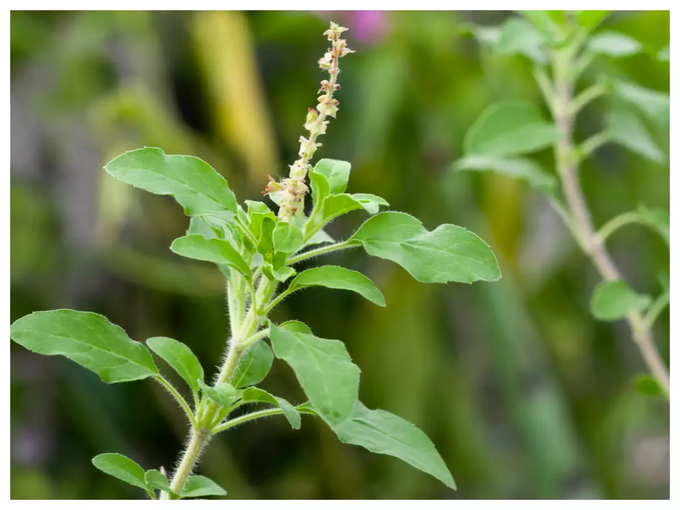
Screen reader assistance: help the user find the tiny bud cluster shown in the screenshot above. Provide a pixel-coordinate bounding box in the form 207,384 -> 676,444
264,22 -> 354,222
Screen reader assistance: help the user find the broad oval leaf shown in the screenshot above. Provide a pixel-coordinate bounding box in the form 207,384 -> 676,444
453,154 -> 556,193
464,101 -> 559,157
314,159 -> 351,194
495,17 -> 548,64
269,322 -> 360,425
92,453 -> 149,492
288,265 -> 386,307
606,108 -> 665,164
180,475 -> 227,498
10,310 -> 158,383
231,340 -> 274,388
350,212 -> 501,284
145,469 -> 176,497
198,380 -> 239,408
240,387 -> 301,429
587,30 -> 641,57
171,235 -> 251,279
590,279 -> 651,321
273,222 -> 304,254
147,337 -> 204,394
331,402 -> 456,490
105,147 -> 237,219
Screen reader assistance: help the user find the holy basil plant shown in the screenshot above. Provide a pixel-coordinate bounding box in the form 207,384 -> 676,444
10,22 -> 501,499
456,11 -> 669,399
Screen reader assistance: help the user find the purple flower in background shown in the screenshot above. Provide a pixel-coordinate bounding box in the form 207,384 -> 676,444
315,11 -> 390,45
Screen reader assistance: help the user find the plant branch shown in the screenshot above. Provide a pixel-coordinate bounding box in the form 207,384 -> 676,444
211,406 -> 317,435
154,376 -> 198,429
644,293 -> 670,330
287,240 -> 358,265
570,82 -> 608,115
578,131 -> 612,161
597,211 -> 640,243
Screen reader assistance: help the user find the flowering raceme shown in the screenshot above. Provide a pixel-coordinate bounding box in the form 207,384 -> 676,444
265,22 -> 354,222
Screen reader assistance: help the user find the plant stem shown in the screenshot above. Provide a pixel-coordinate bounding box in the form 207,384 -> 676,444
169,428 -> 210,495
549,44 -> 670,398
287,240 -> 357,265
644,293 -> 670,330
597,211 -> 640,243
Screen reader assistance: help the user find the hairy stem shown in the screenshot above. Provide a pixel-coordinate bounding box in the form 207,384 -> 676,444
550,43 -> 670,398
169,428 -> 210,495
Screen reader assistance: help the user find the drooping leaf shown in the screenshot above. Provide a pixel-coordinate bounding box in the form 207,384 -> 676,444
180,475 -> 227,498
231,340 -> 274,388
269,321 -> 360,425
590,279 -> 651,321
198,380 -> 239,408
587,30 -> 641,57
464,101 -> 559,157
611,78 -> 669,131
577,10 -> 610,31
272,222 -> 304,254
330,402 -> 456,490
145,469 -> 176,497
634,374 -> 664,397
349,212 -> 501,284
453,154 -> 556,193
287,265 -> 386,307
637,205 -> 669,245
146,337 -> 204,394
92,453 -> 150,493
239,387 -> 301,429
104,147 -> 237,219
495,17 -> 548,64
10,310 -> 158,384
170,235 -> 251,279
314,159 -> 351,194
605,108 -> 666,164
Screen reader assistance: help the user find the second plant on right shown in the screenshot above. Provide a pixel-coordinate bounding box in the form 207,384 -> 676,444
455,11 -> 669,398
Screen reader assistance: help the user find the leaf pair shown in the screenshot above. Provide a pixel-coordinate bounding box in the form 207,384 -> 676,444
92,453 -> 225,499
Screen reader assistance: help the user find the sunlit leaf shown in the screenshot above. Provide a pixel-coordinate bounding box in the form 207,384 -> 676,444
314,159 -> 351,194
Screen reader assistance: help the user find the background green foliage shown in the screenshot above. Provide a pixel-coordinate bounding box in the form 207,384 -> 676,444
10,11 -> 669,499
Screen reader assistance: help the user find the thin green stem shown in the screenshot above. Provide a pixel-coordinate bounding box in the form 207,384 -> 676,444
597,211 -> 640,243
570,82 -> 608,115
261,290 -> 293,316
211,407 -> 317,435
533,66 -> 556,116
240,328 -> 271,349
644,293 -> 670,330
154,376 -> 197,429
578,131 -> 612,160
287,240 -> 358,265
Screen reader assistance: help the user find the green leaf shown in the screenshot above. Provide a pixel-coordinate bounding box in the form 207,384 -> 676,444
637,205 -> 669,245
320,194 -> 370,224
231,341 -> 274,388
330,402 -> 456,490
453,155 -> 556,193
256,217 -> 276,259
273,222 -> 304,254
590,280 -> 651,321
309,170 -> 331,208
92,453 -> 150,493
147,337 -> 204,394
263,264 -> 296,282
520,11 -> 562,42
269,322 -> 360,425
577,10 -> 610,31
314,159 -> 351,194
495,17 -> 548,64
246,200 -> 275,240
634,374 -> 664,397
464,101 -> 559,157
187,216 -> 227,240
587,31 -> 641,57
198,380 -> 239,408
145,469 -> 176,497
240,387 -> 301,429
10,310 -> 158,384
350,212 -> 501,284
104,147 -> 237,219
611,79 -> 669,131
605,108 -> 666,164
458,22 -> 500,47
287,265 -> 386,307
170,235 -> 251,280
180,475 -> 227,498
350,193 -> 390,214
657,44 -> 669,62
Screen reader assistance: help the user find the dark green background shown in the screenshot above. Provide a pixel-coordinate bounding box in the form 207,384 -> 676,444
10,11 -> 669,499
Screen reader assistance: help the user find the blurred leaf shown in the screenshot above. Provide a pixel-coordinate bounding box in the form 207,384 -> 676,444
454,154 -> 556,193
92,453 -> 151,495
577,11 -> 611,31
605,107 -> 666,164
587,30 -> 642,57
590,280 -> 651,321
105,147 -> 237,219
458,22 -> 500,47
350,212 -> 501,284
657,44 -> 669,61
330,401 -> 456,489
239,387 -> 301,429
147,337 -> 204,394
634,374 -> 664,397
10,310 -> 158,384
170,235 -> 251,280
270,321 -> 360,426
198,381 -> 239,408
180,475 -> 227,498
610,78 -> 669,131
314,159 -> 351,194
520,11 -> 563,42
464,101 -> 559,157
495,17 -> 548,64
231,341 -> 274,389
288,265 -> 386,307
637,205 -> 669,245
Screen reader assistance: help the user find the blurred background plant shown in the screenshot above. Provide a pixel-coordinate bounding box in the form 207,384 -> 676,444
10,10 -> 669,499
